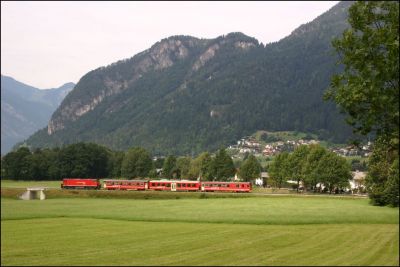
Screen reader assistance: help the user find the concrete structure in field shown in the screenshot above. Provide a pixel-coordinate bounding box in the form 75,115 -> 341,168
20,187 -> 47,200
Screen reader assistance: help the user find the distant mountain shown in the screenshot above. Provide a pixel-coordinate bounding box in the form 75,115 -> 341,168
25,1 -> 355,155
1,75 -> 74,154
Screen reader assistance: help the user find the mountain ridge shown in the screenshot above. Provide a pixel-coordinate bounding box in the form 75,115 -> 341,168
1,75 -> 74,154
25,1 -> 355,155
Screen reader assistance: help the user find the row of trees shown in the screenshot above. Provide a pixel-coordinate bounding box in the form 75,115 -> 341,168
0,143 -> 262,182
1,143 -> 111,181
268,144 -> 351,194
1,140 -> 354,194
100,146 -> 262,182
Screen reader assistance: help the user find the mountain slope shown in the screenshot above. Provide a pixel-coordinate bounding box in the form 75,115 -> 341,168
26,1 -> 354,155
1,75 -> 74,154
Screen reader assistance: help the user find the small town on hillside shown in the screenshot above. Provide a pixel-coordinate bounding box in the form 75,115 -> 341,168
227,135 -> 372,158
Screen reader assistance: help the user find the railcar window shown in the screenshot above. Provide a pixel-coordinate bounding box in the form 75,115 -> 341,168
166,183 -> 170,187
236,184 -> 240,188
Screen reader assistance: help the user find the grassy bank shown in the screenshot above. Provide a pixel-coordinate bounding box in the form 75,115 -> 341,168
1,179 -> 62,188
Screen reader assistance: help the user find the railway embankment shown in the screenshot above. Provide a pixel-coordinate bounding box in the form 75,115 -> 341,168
1,187 -> 368,200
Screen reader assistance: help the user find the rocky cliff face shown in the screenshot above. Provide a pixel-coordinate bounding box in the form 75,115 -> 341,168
48,37 -> 205,134
47,34 -> 257,135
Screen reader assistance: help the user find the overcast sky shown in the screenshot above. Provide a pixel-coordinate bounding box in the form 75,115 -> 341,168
1,1 -> 339,89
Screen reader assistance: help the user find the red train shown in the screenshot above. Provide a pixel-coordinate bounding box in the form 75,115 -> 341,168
61,178 -> 101,189
62,178 -> 251,193
103,179 -> 148,190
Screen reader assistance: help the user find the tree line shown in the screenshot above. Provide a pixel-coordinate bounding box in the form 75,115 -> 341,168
0,143 -> 261,182
1,141 -> 357,195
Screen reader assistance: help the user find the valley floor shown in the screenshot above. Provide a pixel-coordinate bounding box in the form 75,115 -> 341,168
1,196 -> 398,266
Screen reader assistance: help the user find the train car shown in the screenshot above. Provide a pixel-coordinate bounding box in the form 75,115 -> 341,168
61,178 -> 101,189
148,180 -> 200,192
200,181 -> 251,193
103,179 -> 148,190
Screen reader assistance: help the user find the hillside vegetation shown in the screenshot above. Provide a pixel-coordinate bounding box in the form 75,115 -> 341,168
25,2 -> 355,155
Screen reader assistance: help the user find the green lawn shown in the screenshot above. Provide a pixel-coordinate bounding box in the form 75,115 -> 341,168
1,197 -> 398,266
1,179 -> 62,188
1,197 -> 398,225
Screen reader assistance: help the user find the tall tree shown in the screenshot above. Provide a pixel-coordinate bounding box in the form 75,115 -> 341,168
162,155 -> 178,179
1,147 -> 31,180
211,148 -> 236,181
176,157 -> 192,180
325,1 -> 399,205
383,158 -> 399,207
303,144 -> 328,191
325,1 -> 399,144
268,152 -> 290,189
239,154 -> 262,182
188,152 -> 214,181
316,151 -> 352,194
121,147 -> 152,178
287,145 -> 310,192
109,151 -> 125,178
365,138 -> 399,205
57,143 -> 110,178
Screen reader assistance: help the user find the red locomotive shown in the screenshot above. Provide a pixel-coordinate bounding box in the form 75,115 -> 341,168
61,178 -> 101,189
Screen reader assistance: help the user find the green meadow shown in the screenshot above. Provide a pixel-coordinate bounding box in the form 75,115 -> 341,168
0,179 -> 62,188
1,192 -> 399,266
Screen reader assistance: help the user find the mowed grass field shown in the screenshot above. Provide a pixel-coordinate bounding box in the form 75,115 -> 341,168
1,180 -> 399,266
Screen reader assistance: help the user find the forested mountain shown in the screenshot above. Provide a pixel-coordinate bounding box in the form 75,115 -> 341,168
1,75 -> 74,154
25,1 -> 355,155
